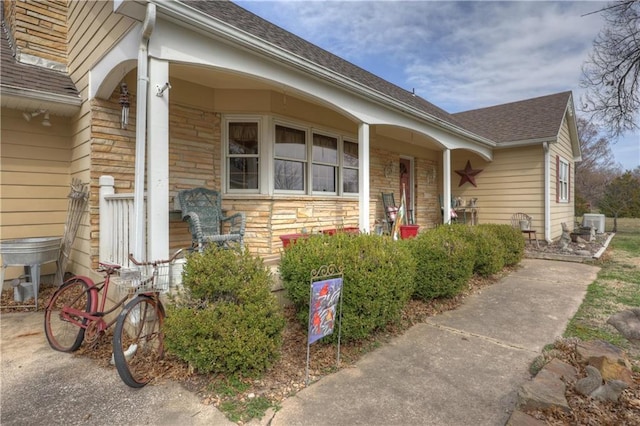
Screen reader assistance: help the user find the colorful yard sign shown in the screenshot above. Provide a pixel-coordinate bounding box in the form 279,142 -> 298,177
305,264 -> 344,385
308,278 -> 343,344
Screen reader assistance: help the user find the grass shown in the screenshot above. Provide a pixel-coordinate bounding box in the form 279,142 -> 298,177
564,217 -> 640,359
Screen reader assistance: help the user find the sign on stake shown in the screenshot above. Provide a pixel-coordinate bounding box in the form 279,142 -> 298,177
306,264 -> 344,385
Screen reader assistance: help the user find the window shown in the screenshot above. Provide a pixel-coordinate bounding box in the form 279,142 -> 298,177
557,156 -> 570,202
274,125 -> 306,191
343,141 -> 359,193
227,121 -> 259,190
312,133 -> 338,193
224,115 -> 358,196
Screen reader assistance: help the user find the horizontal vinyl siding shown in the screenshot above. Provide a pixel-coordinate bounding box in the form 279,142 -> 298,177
0,109 -> 73,280
549,118 -> 576,240
451,146 -> 545,232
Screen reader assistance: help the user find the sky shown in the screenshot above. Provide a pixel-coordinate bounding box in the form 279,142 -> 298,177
234,0 -> 640,171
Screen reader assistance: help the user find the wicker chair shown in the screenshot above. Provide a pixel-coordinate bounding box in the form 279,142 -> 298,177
177,188 -> 246,251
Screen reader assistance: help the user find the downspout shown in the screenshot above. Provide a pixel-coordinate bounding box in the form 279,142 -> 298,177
132,4 -> 156,260
543,142 -> 551,242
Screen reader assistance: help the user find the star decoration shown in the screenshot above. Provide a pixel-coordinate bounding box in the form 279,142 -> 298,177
455,160 -> 483,187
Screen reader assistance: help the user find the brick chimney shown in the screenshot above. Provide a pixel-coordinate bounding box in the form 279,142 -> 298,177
2,0 -> 68,70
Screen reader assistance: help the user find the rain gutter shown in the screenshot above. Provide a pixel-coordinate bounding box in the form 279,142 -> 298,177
132,3 -> 156,260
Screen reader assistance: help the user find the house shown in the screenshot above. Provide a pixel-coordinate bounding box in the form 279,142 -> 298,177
0,0 -> 580,284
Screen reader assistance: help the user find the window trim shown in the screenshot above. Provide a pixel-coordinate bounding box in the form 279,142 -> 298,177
556,156 -> 570,203
222,114 -> 358,197
223,115 -> 263,194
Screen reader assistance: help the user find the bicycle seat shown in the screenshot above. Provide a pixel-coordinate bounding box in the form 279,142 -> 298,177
98,261 -> 122,273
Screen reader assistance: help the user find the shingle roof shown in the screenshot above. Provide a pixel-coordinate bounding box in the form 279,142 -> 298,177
1,21 -> 79,99
452,92 -> 572,144
181,0 -> 474,132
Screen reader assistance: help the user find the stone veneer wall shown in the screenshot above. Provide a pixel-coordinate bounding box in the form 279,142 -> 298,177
4,0 -> 68,65
89,84 -> 441,264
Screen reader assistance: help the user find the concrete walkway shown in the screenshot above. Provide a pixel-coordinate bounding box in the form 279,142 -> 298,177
270,259 -> 600,426
1,259 -> 599,426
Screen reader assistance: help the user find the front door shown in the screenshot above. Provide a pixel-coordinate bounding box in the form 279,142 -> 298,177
399,157 -> 413,224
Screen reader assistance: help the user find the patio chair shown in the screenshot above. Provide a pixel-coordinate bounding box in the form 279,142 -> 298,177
511,212 -> 539,248
177,187 -> 246,251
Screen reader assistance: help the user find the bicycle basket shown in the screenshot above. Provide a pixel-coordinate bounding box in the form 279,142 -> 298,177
115,262 -> 171,296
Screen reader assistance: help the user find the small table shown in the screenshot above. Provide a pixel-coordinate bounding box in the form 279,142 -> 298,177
454,207 -> 479,225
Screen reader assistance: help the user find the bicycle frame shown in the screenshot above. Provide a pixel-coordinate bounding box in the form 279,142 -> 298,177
58,271 -> 140,338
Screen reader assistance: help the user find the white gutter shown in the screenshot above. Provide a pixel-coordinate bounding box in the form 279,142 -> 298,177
543,142 -> 551,242
154,1 -> 495,149
132,3 -> 156,261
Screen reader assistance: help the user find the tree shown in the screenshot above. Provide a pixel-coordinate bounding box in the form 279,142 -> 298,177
581,1 -> 640,137
598,171 -> 640,231
574,117 -> 621,211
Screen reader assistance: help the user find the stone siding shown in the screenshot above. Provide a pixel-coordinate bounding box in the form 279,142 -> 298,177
5,0 -> 68,65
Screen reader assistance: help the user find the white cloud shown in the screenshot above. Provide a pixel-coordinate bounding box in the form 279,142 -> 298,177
235,0 -> 638,168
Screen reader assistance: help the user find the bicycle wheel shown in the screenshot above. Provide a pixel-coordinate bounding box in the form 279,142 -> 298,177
44,277 -> 92,352
113,295 -> 165,388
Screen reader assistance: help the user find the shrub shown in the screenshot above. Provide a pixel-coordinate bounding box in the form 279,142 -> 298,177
163,246 -> 285,376
408,225 -> 474,300
478,223 -> 524,266
279,233 -> 416,343
463,225 -> 505,276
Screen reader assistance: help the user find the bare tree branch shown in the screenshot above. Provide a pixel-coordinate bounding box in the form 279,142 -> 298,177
580,0 -> 640,136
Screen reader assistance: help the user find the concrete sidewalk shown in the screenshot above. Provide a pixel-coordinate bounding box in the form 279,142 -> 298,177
270,259 -> 600,426
1,259 -> 599,426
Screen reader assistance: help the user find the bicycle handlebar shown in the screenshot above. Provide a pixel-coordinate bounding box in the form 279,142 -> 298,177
128,249 -> 183,266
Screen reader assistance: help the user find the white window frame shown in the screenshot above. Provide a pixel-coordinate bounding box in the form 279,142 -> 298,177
222,114 -> 358,197
558,157 -> 569,203
223,115 -> 264,194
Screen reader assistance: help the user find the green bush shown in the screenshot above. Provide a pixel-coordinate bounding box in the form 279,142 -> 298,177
408,225 -> 474,300
478,223 -> 524,266
163,246 -> 285,376
463,225 -> 505,276
279,233 -> 416,343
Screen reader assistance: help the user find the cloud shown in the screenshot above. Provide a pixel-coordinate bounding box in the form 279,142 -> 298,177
235,1 -> 638,168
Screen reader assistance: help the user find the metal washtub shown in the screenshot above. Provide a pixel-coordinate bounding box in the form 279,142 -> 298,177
1,237 -> 62,310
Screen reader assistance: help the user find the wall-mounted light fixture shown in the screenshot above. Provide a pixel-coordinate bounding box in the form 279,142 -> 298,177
156,81 -> 171,97
384,160 -> 396,178
119,82 -> 130,129
22,109 -> 51,127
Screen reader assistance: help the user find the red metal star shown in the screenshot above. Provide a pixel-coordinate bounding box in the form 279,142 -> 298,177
455,160 -> 483,187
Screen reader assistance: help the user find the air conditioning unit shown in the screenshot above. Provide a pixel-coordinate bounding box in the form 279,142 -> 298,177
582,214 -> 606,234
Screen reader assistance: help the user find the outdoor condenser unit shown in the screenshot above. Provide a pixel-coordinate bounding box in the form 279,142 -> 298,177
582,214 -> 606,234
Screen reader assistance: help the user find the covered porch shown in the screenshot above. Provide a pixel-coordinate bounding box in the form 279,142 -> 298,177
91,2 -> 493,267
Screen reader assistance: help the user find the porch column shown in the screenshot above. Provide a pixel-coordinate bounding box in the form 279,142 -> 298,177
358,123 -> 370,232
146,57 -> 170,260
443,149 -> 452,224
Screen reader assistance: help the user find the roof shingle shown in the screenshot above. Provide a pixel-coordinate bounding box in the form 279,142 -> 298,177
1,21 -> 79,99
452,92 -> 572,144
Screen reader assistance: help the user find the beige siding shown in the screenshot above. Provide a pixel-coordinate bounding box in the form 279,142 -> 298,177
549,117 -> 576,239
450,146 -> 546,233
0,108 -> 73,280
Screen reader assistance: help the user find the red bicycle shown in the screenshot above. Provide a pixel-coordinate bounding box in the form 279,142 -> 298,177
44,250 -> 182,388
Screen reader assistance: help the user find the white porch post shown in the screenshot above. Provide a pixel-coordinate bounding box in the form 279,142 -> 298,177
358,123 -> 370,232
443,149 -> 452,224
147,57 -> 170,261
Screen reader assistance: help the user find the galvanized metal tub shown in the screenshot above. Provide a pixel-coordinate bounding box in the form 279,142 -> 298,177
0,237 -> 61,266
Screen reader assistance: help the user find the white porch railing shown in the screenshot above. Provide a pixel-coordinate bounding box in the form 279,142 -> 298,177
99,175 -> 145,267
